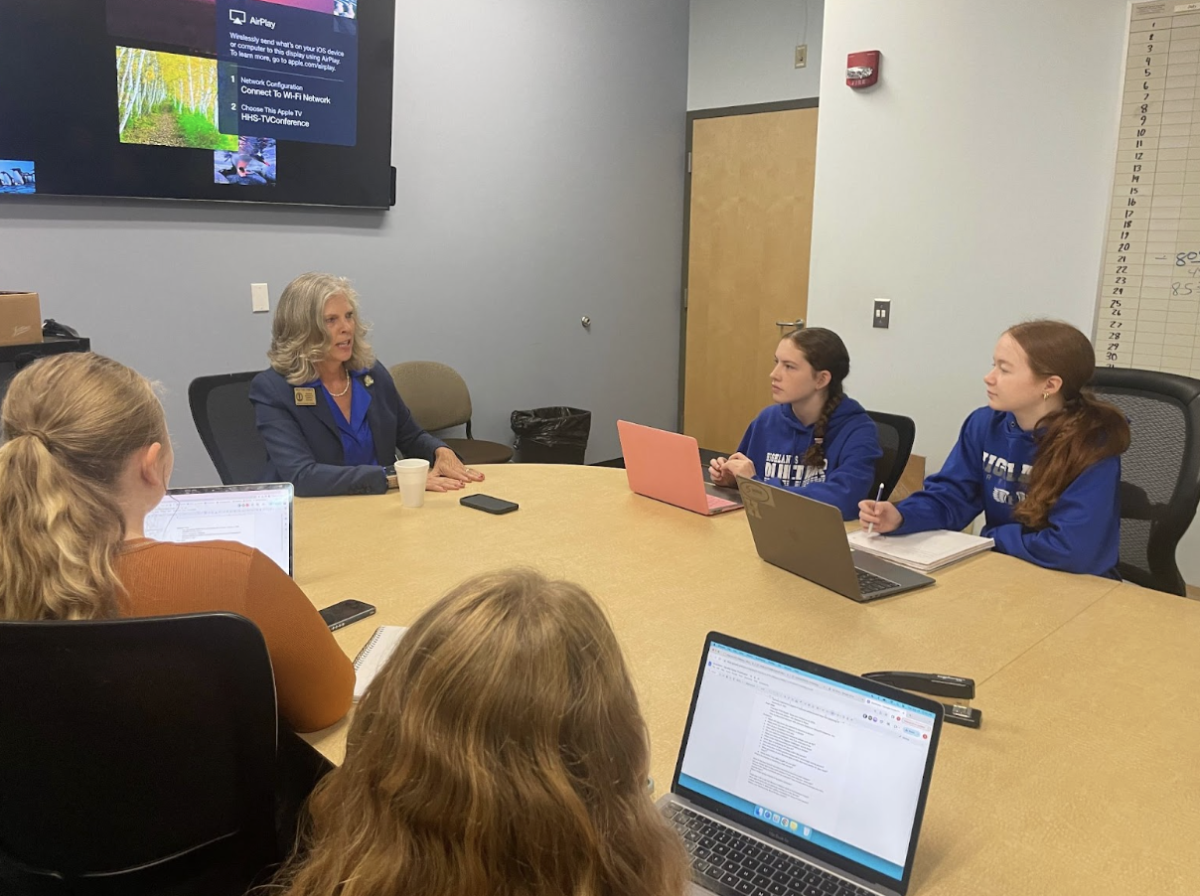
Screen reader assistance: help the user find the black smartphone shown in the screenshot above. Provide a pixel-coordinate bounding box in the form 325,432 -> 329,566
318,599 -> 377,631
460,494 -> 519,515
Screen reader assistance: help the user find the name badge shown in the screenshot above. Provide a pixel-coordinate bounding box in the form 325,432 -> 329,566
294,387 -> 317,406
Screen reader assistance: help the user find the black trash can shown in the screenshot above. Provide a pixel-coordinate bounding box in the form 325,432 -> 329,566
510,406 -> 591,465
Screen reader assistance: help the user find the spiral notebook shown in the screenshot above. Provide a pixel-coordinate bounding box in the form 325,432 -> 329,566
846,529 -> 994,572
352,625 -> 408,701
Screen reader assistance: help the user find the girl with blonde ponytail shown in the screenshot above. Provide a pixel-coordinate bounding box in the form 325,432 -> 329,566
0,353 -> 353,731
710,328 -> 882,519
0,353 -> 164,620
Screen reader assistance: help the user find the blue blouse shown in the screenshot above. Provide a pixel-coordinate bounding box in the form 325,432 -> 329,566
319,372 -> 375,467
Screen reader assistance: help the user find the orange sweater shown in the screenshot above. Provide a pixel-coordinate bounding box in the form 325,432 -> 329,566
116,539 -> 354,733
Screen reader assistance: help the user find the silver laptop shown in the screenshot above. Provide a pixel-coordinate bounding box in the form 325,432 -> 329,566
144,482 -> 294,576
660,632 -> 943,896
735,477 -> 933,601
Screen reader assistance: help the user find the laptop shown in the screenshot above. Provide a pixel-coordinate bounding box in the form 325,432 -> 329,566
143,482 -> 294,576
660,632 -> 943,896
735,477 -> 933,602
617,420 -> 742,515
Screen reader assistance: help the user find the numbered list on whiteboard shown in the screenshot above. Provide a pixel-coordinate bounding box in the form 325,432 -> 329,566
1099,1 -> 1200,372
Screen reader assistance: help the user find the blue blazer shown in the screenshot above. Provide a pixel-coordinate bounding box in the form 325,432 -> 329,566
249,361 -> 447,497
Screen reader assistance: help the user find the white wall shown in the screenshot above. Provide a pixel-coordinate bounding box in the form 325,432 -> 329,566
688,0 -> 822,109
808,0 -> 1200,584
0,0 -> 690,483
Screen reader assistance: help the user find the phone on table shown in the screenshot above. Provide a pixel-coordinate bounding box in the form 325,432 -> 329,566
459,494 -> 519,515
319,599 -> 377,631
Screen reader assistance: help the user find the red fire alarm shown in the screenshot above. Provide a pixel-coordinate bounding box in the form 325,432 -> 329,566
846,50 -> 880,89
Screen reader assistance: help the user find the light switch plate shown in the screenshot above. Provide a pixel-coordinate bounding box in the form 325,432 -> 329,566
873,298 -> 891,329
251,282 -> 269,313
795,44 -> 808,68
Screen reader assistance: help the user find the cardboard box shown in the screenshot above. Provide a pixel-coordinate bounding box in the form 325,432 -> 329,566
0,292 -> 42,346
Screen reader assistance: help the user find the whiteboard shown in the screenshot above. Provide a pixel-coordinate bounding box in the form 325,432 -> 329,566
1096,1 -> 1200,374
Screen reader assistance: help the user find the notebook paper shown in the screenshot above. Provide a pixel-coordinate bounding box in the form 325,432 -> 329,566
352,626 -> 408,701
847,529 -> 993,572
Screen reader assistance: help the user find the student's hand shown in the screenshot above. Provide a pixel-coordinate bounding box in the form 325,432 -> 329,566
721,453 -> 756,483
709,456 -> 736,487
858,499 -> 902,534
432,447 -> 486,484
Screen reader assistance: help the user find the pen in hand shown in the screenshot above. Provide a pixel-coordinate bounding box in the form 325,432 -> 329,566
867,482 -> 885,535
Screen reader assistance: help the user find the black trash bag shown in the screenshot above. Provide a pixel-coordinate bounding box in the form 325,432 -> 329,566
510,406 -> 591,465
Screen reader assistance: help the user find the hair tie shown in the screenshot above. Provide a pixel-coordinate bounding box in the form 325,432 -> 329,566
22,429 -> 52,450
813,437 -> 824,445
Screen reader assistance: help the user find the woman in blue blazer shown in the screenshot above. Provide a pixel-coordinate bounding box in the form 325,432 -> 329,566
250,273 -> 485,497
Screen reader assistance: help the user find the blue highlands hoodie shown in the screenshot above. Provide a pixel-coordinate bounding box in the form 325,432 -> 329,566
893,408 -> 1121,578
736,397 -> 882,520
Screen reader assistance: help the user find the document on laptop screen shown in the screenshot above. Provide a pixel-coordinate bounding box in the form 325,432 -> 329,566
678,643 -> 936,880
144,487 -> 291,575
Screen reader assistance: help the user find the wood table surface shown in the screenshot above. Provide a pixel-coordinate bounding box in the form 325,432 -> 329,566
295,464 -> 1200,894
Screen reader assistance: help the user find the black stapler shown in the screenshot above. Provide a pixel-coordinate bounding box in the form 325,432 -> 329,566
862,671 -> 982,729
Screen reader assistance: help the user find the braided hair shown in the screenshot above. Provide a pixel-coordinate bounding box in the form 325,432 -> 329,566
782,328 -> 851,470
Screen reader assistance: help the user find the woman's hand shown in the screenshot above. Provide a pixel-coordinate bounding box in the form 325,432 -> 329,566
712,452 -> 755,486
430,447 -> 486,487
858,499 -> 902,534
425,474 -> 466,492
709,456 -> 734,487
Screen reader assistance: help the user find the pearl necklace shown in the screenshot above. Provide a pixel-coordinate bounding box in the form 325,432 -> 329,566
327,369 -> 351,398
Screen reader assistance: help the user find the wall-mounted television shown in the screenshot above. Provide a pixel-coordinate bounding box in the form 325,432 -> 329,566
0,0 -> 395,208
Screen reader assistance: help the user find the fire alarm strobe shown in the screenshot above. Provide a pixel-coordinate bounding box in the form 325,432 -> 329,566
847,50 -> 880,89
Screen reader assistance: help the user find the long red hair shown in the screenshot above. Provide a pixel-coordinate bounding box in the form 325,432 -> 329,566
1007,321 -> 1129,529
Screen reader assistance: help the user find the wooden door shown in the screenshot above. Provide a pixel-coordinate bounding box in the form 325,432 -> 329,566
683,105 -> 818,453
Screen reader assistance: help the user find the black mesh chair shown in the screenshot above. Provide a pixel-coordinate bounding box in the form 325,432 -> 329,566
867,410 -> 916,501
0,612 -> 280,896
1090,368 -> 1200,596
189,372 -> 267,485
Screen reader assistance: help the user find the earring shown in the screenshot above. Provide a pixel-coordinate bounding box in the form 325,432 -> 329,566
1042,392 -> 1048,401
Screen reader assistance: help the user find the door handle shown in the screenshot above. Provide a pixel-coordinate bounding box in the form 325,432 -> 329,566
775,318 -> 805,332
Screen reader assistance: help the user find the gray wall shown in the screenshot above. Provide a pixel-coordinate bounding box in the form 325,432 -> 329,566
0,0 -> 690,486
688,0 -> 822,110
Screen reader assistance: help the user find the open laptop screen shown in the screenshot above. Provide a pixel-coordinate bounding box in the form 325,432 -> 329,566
144,483 -> 293,576
674,638 -> 940,883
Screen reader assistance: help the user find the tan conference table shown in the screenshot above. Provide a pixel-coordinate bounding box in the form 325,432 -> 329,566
296,464 -> 1200,895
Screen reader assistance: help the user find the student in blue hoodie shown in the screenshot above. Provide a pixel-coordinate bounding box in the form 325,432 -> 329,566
709,327 -> 881,519
858,320 -> 1130,577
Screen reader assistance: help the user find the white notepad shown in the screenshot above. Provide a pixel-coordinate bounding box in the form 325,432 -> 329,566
847,529 -> 994,572
352,625 -> 408,701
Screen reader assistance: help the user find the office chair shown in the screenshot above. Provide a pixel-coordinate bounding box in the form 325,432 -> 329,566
0,612 -> 280,896
389,361 -> 514,465
189,372 -> 267,485
1090,368 -> 1200,596
866,410 -> 916,501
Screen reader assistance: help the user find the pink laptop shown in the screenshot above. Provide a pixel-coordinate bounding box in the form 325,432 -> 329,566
616,420 -> 743,515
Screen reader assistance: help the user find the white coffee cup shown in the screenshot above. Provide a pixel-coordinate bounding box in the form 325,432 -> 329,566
394,458 -> 429,508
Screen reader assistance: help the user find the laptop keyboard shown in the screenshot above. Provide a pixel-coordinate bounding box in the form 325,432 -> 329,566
664,803 -> 873,896
854,567 -> 899,596
707,493 -> 739,511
